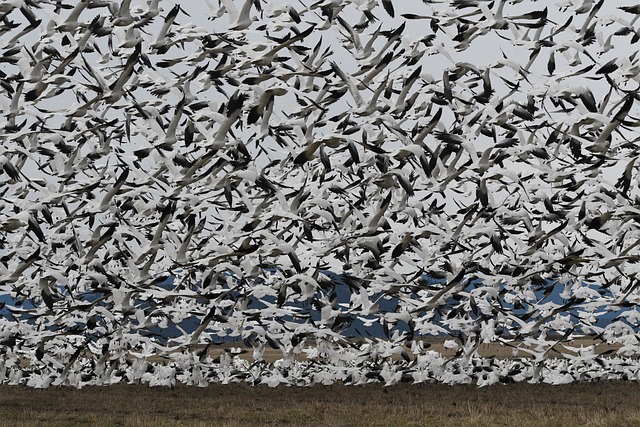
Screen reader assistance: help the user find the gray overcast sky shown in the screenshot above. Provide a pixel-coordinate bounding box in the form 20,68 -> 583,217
3,0 -> 640,278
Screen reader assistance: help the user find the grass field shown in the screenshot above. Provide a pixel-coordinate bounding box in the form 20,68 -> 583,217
1,338 -> 638,426
0,381 -> 638,426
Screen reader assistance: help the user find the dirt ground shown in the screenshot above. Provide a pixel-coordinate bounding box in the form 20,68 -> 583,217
0,381 -> 638,426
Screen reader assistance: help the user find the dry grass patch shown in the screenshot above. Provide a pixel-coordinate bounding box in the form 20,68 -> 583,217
0,381 -> 638,426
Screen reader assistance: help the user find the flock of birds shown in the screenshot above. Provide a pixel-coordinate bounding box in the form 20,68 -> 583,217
0,0 -> 640,388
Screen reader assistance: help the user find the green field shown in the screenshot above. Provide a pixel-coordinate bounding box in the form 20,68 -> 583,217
0,381 -> 638,426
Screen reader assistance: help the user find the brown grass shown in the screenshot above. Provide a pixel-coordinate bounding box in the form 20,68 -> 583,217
2,337 -> 637,426
0,381 -> 639,426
